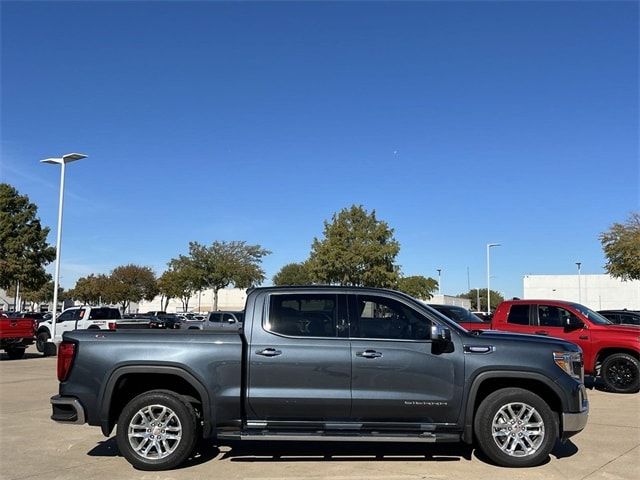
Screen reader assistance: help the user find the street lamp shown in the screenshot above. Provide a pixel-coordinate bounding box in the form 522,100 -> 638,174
486,243 -> 501,315
576,262 -> 582,304
41,153 -> 88,354
436,269 -> 442,295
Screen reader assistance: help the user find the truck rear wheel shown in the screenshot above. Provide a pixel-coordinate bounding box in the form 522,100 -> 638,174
36,331 -> 50,354
116,390 -> 198,470
474,387 -> 557,467
601,353 -> 639,393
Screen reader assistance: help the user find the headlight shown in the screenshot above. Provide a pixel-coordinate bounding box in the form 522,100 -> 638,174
554,351 -> 583,380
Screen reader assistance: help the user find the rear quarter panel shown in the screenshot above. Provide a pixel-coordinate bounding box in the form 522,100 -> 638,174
59,329 -> 243,429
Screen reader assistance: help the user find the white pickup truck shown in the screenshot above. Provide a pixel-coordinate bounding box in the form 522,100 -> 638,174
36,306 -> 121,352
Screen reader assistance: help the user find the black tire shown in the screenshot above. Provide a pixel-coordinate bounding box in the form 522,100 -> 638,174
6,347 -> 26,360
36,331 -> 50,354
116,390 -> 198,470
474,387 -> 557,467
601,353 -> 640,393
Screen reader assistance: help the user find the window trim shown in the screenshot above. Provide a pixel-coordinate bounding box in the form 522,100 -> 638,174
261,290 -> 453,343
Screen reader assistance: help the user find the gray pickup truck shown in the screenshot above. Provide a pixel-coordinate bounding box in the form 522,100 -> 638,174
51,286 -> 588,471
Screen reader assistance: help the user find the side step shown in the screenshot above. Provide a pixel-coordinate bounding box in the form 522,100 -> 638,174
218,431 -> 460,443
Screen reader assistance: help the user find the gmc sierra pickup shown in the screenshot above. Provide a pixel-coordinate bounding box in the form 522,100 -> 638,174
51,286 -> 589,471
443,300 -> 640,394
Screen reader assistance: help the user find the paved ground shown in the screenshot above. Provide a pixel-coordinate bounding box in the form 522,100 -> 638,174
1,346 -> 639,480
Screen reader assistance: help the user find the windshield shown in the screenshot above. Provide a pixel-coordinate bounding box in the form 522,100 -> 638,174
571,303 -> 612,325
431,305 -> 484,324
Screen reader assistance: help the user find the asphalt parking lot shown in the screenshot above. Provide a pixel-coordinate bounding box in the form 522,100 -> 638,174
1,347 -> 638,480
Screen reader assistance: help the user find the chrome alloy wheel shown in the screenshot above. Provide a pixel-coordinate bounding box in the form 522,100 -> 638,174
491,402 -> 545,457
128,404 -> 182,459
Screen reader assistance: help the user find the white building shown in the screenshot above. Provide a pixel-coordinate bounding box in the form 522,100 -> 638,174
138,287 -> 248,313
523,274 -> 640,311
425,294 -> 471,309
0,288 -> 15,312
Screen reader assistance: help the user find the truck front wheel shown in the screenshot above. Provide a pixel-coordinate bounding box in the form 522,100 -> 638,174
601,353 -> 639,393
474,387 -> 557,467
116,390 -> 198,470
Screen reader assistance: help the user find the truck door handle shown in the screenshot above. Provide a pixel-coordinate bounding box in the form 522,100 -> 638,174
535,330 -> 549,336
256,348 -> 282,357
356,350 -> 383,359
579,335 -> 589,340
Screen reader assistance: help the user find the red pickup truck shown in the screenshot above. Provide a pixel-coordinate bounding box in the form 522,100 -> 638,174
0,315 -> 36,359
441,299 -> 640,394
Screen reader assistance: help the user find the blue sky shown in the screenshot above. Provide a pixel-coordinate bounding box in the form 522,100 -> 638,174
1,1 -> 638,298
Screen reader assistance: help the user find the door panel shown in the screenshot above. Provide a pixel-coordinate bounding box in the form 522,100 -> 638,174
535,305 -> 592,360
247,293 -> 351,420
349,294 -> 463,423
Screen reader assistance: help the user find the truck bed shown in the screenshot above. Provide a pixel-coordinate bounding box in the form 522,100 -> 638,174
0,317 -> 36,340
60,329 -> 244,434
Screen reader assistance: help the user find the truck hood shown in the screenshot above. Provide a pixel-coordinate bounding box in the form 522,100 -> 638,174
596,324 -> 640,335
470,329 -> 581,351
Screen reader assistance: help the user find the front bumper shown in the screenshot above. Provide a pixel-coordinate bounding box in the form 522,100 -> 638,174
561,385 -> 589,439
50,395 -> 86,425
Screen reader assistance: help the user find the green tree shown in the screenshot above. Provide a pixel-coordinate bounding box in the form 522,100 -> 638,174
273,262 -> 313,286
458,288 -> 504,312
186,241 -> 271,310
0,184 -> 56,293
600,212 -> 640,281
21,279 -> 65,306
308,205 -> 400,287
69,274 -> 112,305
397,275 -> 438,300
109,265 -> 158,313
158,260 -> 200,312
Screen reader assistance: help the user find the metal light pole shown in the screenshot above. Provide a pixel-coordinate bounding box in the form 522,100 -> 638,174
41,153 -> 88,352
436,269 -> 442,295
576,262 -> 582,304
486,243 -> 501,315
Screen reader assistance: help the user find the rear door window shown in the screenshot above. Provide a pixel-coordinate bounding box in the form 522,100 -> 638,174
267,294 -> 338,337
507,305 -> 530,325
620,314 -> 639,325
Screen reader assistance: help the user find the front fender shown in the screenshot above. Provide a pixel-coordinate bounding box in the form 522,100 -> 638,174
461,370 -> 568,443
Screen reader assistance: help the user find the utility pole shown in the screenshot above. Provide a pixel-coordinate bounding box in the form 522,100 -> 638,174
486,243 -> 501,315
576,262 -> 582,304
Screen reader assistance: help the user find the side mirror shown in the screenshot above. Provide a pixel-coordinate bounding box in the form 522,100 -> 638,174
565,316 -> 584,330
431,324 -> 452,342
227,318 -> 236,324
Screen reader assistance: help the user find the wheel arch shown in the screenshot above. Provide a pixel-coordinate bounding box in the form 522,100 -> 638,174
462,371 -> 566,444
595,347 -> 639,367
99,365 -> 213,439
37,324 -> 51,335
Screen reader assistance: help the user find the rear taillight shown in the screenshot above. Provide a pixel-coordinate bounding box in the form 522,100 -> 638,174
108,322 -> 117,330
57,342 -> 76,382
